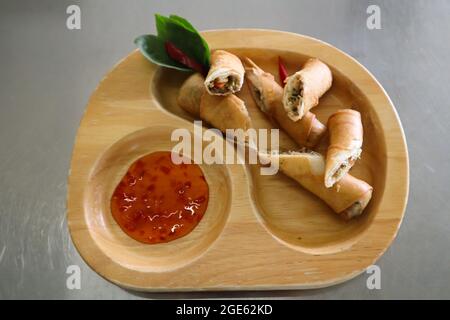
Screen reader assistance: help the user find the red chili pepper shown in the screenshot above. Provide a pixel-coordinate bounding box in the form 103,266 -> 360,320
165,41 -> 206,75
278,56 -> 289,87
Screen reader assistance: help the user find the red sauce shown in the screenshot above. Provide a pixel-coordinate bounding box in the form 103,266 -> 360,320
111,151 -> 209,244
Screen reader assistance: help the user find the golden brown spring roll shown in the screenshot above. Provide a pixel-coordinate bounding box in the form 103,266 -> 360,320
204,50 -> 245,96
267,151 -> 372,219
244,58 -> 326,148
324,109 -> 363,188
178,73 -> 252,136
177,73 -> 205,116
283,58 -> 332,121
199,94 -> 252,134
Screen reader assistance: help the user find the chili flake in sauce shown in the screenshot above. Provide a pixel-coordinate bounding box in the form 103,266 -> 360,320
110,151 -> 209,244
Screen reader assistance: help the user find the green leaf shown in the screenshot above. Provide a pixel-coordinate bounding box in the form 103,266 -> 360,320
134,34 -> 191,72
169,15 -> 196,32
153,14 -> 210,68
169,15 -> 210,66
155,14 -> 171,40
136,14 -> 210,72
162,19 -> 210,68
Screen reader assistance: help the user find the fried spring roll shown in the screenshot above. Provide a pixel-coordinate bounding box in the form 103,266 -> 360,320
200,94 -> 252,134
178,73 -> 252,137
283,58 -> 332,121
325,109 -> 363,188
204,50 -> 245,96
268,151 -> 372,219
244,58 -> 326,148
177,73 -> 205,116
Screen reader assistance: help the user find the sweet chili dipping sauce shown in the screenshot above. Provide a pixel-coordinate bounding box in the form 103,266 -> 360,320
111,151 -> 209,244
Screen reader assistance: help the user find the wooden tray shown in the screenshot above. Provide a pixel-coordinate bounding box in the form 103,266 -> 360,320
67,29 -> 409,291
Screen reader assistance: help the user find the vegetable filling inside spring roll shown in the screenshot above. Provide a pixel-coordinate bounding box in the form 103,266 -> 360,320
204,50 -> 245,95
325,109 -> 363,188
243,58 -> 326,148
283,58 -> 332,121
266,151 -> 372,219
284,78 -> 303,117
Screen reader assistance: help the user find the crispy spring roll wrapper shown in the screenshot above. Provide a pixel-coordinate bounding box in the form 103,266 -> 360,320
204,50 -> 245,96
200,93 -> 252,135
177,73 -> 252,140
283,58 -> 332,121
243,58 -> 326,148
177,73 -> 205,116
266,151 -> 372,219
325,109 -> 363,188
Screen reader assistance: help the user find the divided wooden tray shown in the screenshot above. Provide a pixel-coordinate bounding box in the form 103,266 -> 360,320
67,29 -> 409,291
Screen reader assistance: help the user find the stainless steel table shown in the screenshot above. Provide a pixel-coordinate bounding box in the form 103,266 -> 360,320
1,0 -> 449,299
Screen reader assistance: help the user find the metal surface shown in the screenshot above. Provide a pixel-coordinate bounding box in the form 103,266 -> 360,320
0,0 -> 449,299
